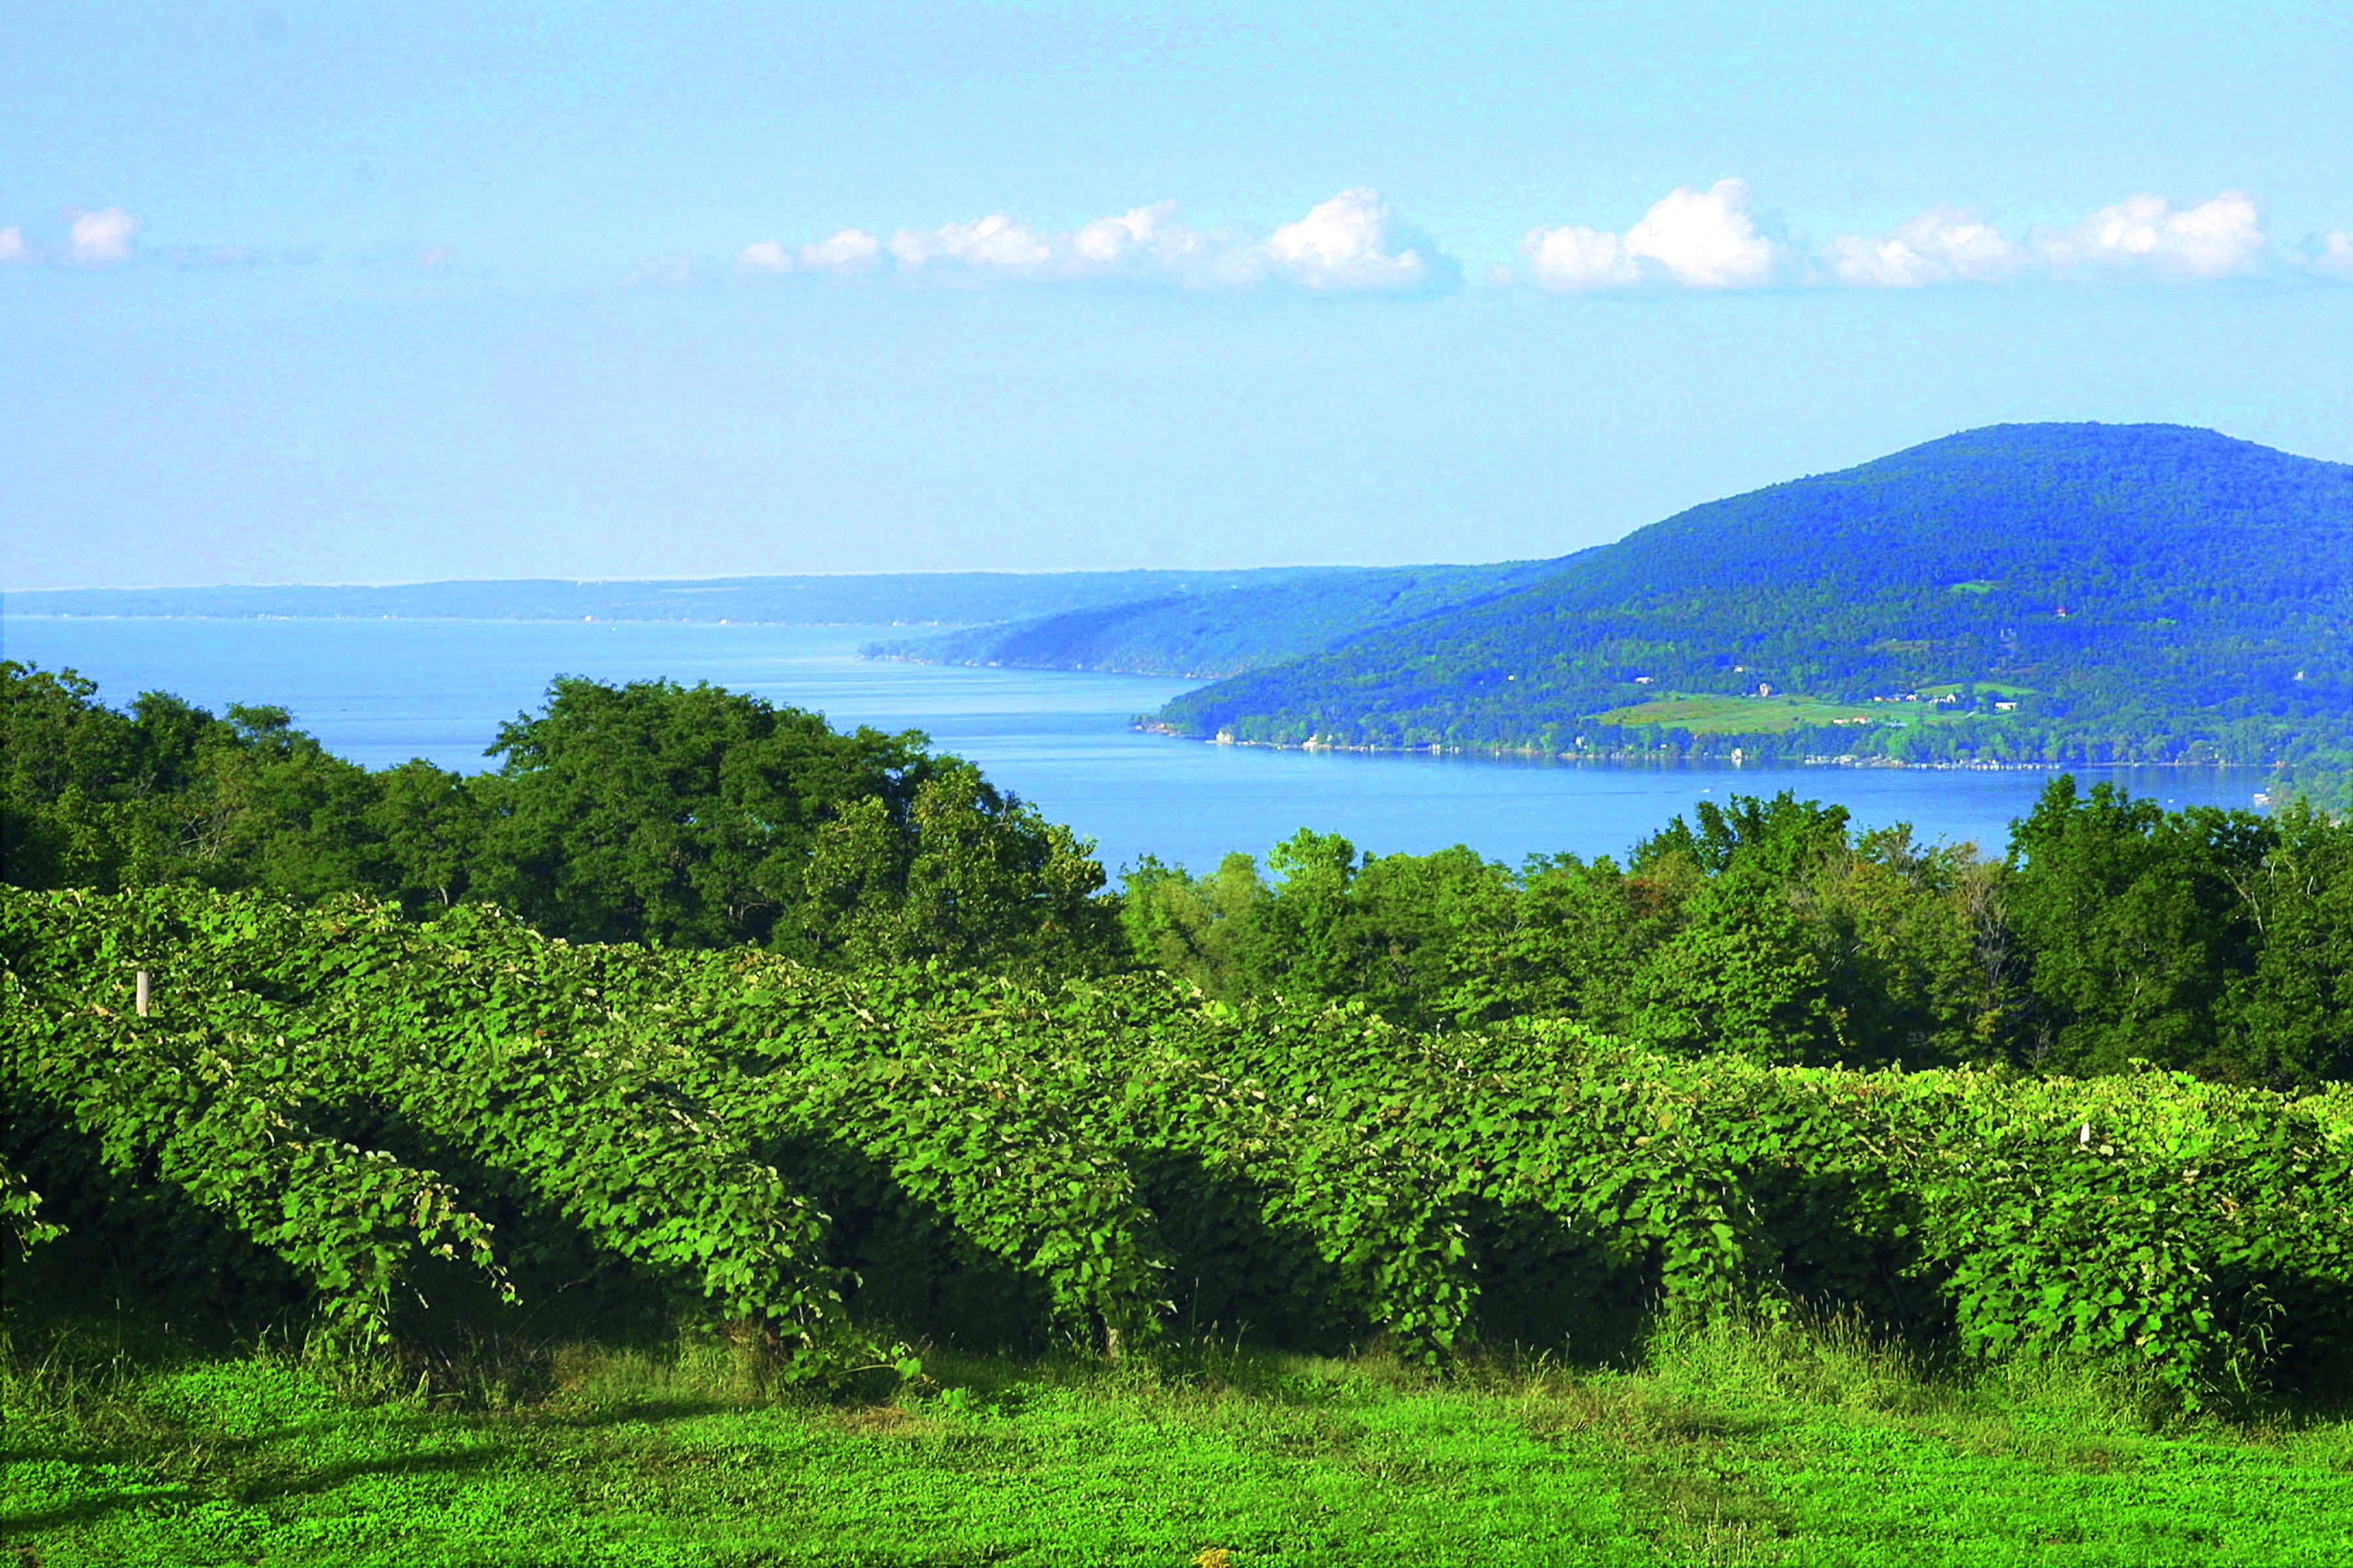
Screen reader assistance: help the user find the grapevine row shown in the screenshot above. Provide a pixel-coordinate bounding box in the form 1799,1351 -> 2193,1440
7,886 -> 2348,1403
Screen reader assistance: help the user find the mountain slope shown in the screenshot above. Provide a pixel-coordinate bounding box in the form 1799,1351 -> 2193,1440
1155,424 -> 2353,766
864,560 -> 1558,678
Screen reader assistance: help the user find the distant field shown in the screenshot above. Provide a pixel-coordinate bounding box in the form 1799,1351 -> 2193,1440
1593,687 -> 2042,736
1594,691 -> 1882,735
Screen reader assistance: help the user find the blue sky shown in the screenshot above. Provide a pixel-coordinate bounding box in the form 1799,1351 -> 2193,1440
4,0 -> 2350,590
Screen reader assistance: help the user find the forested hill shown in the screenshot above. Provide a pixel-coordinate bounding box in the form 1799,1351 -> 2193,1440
864,559 -> 1557,678
1155,424 -> 2353,767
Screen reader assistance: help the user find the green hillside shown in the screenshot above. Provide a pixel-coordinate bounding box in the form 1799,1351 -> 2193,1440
864,559 -> 1555,678
1155,424 -> 2353,767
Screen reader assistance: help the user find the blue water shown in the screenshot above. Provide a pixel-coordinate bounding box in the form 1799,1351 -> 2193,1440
3,616 -> 2273,877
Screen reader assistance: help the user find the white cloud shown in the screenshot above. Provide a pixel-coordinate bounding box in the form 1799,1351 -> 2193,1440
800,228 -> 882,273
1073,201 -> 1207,273
891,213 -> 1059,273
0,226 -> 26,263
2309,232 -> 2353,283
1824,207 -> 2018,287
1263,188 -> 1430,290
1521,179 -> 1781,291
740,229 -> 884,275
69,207 -> 139,264
1624,179 -> 1779,288
737,239 -> 792,273
1518,224 -> 1640,290
749,190 -> 1440,294
2042,190 -> 2264,278
1518,185 -> 2284,295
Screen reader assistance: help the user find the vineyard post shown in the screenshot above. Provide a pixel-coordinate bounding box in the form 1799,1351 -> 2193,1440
136,969 -> 150,1018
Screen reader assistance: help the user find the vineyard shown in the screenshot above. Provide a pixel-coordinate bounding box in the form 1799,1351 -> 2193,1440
8,885 -> 2350,1414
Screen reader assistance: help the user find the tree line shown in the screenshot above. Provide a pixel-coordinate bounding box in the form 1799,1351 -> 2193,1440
6,660 -> 2347,1088
0,663 -> 1121,977
1125,787 -> 2353,1087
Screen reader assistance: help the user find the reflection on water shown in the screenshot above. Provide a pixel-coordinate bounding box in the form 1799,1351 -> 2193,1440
1,616 -> 2273,877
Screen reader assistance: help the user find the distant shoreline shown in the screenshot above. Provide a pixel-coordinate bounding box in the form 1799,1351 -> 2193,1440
1139,726 -> 2276,776
2,613 -> 2293,791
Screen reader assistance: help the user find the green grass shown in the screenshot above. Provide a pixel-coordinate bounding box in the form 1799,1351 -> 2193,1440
6,1315 -> 2350,1567
1595,693 -> 1882,736
1594,685 -> 2043,737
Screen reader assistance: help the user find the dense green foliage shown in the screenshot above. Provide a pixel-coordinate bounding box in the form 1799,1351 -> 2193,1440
867,559 -> 1553,679
1,661 -> 1121,975
1126,782 -> 2353,1089
1158,425 -> 2353,767
9,886 -> 2350,1410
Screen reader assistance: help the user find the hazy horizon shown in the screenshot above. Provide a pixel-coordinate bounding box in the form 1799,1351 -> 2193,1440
10,417 -> 2348,597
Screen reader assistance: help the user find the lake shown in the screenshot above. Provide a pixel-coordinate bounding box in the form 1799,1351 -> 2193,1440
3,615 -> 2273,877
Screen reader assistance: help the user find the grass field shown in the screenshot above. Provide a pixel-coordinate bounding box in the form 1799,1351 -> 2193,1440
1594,686 -> 2040,737
1593,692 -> 1883,735
7,1315 -> 2349,1567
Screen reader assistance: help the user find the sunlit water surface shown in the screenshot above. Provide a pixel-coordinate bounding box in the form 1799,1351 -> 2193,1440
4,616 -> 2271,877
